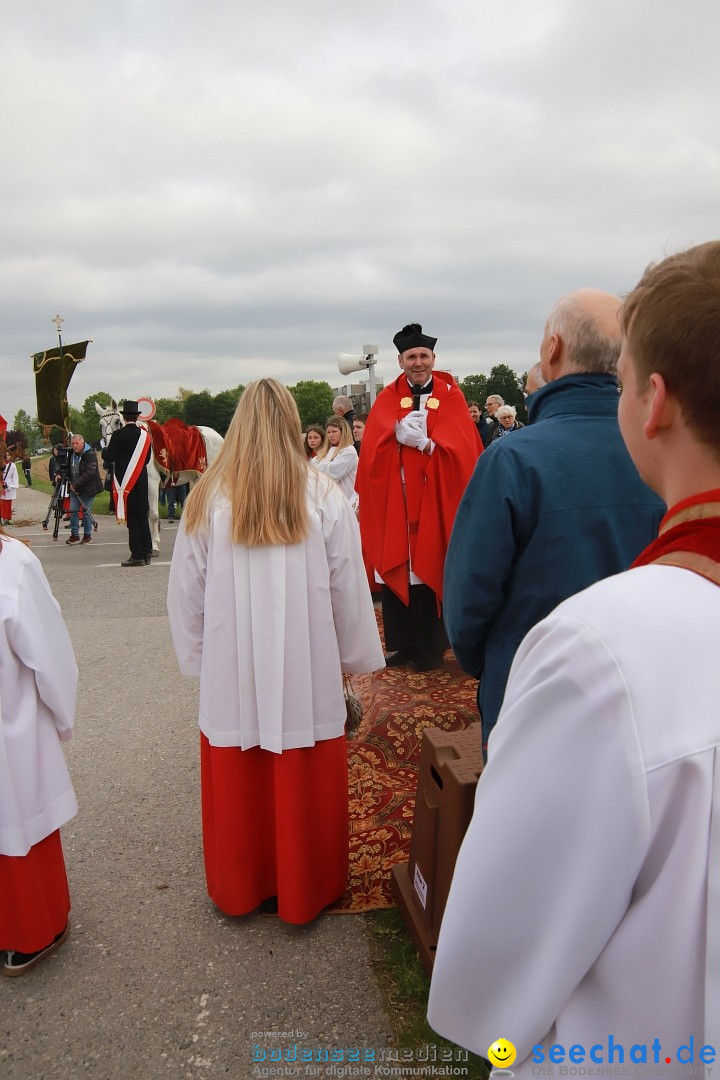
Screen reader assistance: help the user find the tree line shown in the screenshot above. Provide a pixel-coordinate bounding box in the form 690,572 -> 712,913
10,365 -> 528,450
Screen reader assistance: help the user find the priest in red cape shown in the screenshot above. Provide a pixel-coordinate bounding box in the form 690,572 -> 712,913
428,242 -> 720,1071
356,323 -> 482,672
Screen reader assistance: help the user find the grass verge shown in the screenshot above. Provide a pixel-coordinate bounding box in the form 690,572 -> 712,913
365,907 -> 489,1078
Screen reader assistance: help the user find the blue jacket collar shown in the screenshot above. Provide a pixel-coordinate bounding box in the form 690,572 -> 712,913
527,373 -> 620,424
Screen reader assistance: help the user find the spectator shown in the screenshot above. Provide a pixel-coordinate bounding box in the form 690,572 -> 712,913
352,415 -> 367,455
1,453 -> 19,526
312,417 -> 359,508
480,394 -> 504,447
524,361 -> 546,397
444,289 -> 665,745
167,378 -> 384,924
166,482 -> 188,524
21,452 -> 32,487
491,404 -> 524,438
304,425 -> 326,460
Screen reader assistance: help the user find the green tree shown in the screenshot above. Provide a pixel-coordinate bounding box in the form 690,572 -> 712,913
13,409 -> 42,448
153,396 -> 185,424
81,392 -> 114,445
487,364 -> 527,421
68,406 -> 85,435
460,374 -> 488,404
183,390 -> 216,428
290,380 -> 334,427
212,386 -> 244,435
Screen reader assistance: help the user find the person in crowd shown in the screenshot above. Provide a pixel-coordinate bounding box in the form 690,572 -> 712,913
1,452 -> 19,526
467,401 -> 482,430
101,400 -> 153,567
356,322 -> 482,672
480,394 -> 504,447
312,417 -> 359,508
444,289 -> 665,748
21,452 -> 32,487
352,415 -> 367,455
304,424 -> 326,459
524,360 -> 546,397
491,404 -> 524,438
429,241 -> 720,1076
332,394 -> 355,429
0,526 -> 79,976
166,482 -> 188,524
49,445 -> 62,486
66,433 -> 103,546
167,379 -> 384,924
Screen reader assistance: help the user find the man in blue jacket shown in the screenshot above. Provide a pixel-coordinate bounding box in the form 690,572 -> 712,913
444,289 -> 665,749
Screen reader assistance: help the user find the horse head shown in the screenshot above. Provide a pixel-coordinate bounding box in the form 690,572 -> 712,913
95,399 -> 123,443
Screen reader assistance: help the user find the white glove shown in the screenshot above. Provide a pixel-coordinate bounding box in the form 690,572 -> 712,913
395,412 -> 430,451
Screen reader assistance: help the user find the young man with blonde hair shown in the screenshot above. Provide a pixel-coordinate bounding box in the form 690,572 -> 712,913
429,242 -> 720,1074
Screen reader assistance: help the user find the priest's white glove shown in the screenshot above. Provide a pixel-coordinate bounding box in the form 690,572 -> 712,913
395,412 -> 431,452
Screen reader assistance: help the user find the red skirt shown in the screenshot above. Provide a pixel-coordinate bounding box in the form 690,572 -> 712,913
0,830 -> 71,953
200,733 -> 349,924
0,498 -> 13,521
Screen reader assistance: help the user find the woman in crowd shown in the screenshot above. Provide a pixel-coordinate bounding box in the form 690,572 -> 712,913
167,379 -> 384,924
492,404 -> 524,439
304,424 -> 325,459
312,416 -> 359,509
1,452 -> 19,525
0,527 -> 79,976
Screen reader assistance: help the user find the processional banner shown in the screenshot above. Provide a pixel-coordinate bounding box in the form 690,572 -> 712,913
33,341 -> 91,430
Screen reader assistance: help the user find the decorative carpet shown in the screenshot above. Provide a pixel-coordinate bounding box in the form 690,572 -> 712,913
330,614 -> 480,914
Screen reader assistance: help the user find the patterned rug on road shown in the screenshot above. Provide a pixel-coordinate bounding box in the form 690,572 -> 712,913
330,616 -> 480,914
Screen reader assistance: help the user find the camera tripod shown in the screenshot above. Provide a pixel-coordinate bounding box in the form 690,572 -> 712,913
43,475 -> 98,541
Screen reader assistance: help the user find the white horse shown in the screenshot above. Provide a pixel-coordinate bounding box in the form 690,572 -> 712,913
95,400 -> 223,554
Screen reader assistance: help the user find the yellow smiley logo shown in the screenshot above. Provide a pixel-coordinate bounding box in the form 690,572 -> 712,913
487,1039 -> 517,1069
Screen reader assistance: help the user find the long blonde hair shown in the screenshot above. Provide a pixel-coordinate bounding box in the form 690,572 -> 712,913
182,378 -> 310,546
316,416 -> 354,461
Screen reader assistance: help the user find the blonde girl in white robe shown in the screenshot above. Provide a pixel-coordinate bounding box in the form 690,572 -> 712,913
311,416 -> 359,510
1,454 -> 19,525
167,379 -> 384,924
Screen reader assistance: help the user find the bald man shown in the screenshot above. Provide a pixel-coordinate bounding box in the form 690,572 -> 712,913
444,289 -> 665,747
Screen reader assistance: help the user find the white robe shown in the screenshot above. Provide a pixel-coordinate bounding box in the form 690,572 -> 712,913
167,468 -> 384,753
428,565 -> 720,1075
2,460 -> 19,502
0,537 -> 78,856
311,446 -> 359,509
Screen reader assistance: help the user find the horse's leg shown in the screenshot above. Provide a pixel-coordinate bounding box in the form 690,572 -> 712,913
147,460 -> 161,553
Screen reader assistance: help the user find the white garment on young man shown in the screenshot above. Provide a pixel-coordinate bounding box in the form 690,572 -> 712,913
311,446 -> 359,510
0,538 -> 78,856
428,565 -> 720,1074
2,460 -> 19,502
167,468 -> 384,754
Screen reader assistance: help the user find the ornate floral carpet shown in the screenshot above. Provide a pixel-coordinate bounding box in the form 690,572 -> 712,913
330,616 -> 480,914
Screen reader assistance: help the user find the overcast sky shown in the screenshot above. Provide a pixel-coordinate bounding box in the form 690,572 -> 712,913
2,0 -> 718,425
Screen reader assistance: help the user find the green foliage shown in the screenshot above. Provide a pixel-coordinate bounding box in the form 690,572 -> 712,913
12,410 -> 42,449
290,380 -> 335,427
81,392 -> 114,445
183,390 -> 215,428
212,386 -> 244,435
68,406 -> 85,436
460,374 -> 488,405
153,397 -> 184,424
366,909 -> 488,1078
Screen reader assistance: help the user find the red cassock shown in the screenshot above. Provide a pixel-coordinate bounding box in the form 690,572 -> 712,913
356,371 -> 482,605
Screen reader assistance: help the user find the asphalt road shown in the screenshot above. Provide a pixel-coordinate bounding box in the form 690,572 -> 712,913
2,485 -> 394,1079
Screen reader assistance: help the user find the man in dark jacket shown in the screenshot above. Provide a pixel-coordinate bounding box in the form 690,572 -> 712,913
101,401 -> 153,566
66,433 -> 103,545
444,289 -> 666,748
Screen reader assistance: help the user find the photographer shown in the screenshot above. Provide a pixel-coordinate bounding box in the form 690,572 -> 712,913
65,434 -> 102,546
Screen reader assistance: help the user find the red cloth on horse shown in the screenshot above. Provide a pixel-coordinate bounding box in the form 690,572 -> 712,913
0,830 -> 70,952
356,371 -> 482,605
200,734 -> 348,924
147,418 -> 208,482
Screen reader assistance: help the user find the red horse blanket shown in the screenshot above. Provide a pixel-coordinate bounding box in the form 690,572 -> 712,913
147,418 -> 208,484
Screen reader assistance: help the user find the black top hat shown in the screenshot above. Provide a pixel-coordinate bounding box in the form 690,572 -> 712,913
393,322 -> 437,354
121,400 -> 142,416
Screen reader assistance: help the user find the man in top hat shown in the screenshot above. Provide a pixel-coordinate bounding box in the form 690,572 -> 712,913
356,323 -> 482,671
101,400 -> 153,566
428,242 -> 720,1073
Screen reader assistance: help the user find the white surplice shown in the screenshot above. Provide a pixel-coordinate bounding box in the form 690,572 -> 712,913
428,565 -> 720,1075
167,468 -> 384,753
0,537 -> 79,856
311,446 -> 359,509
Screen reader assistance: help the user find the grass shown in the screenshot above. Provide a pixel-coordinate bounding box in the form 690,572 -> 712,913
366,907 -> 489,1078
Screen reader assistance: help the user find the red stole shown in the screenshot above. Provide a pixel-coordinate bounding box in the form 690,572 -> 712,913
632,489 -> 720,585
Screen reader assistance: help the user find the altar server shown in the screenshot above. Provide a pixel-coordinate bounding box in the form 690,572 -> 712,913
428,241 -> 720,1072
1,528 -> 78,976
167,378 -> 384,924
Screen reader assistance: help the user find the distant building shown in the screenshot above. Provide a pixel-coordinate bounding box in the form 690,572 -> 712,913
332,380 -> 385,416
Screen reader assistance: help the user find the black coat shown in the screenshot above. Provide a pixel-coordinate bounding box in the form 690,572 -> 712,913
102,424 -> 152,513
71,445 -> 104,498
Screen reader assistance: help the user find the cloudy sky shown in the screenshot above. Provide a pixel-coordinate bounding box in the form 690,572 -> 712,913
2,0 -> 718,424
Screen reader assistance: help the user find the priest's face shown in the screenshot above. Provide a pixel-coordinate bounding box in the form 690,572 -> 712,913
399,347 -> 435,387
